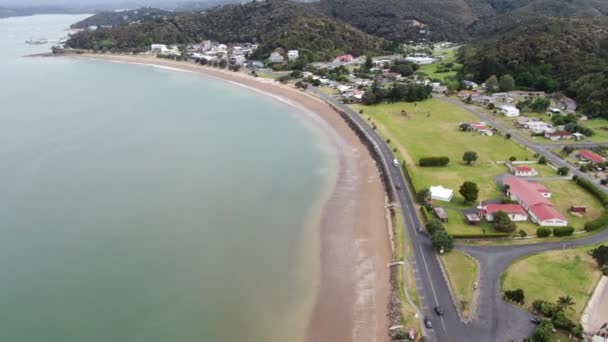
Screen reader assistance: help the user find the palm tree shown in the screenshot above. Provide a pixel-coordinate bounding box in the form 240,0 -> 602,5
557,296 -> 575,311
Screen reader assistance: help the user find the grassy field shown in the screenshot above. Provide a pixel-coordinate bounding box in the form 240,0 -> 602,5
318,86 -> 337,96
352,99 -> 535,205
501,244 -> 604,321
392,208 -> 422,333
584,118 -> 608,142
440,250 -> 477,318
541,180 -> 604,231
418,47 -> 461,83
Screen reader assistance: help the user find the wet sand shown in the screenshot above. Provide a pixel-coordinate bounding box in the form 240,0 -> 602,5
73,54 -> 392,342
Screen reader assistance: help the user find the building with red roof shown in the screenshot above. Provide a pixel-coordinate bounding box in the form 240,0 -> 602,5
333,54 -> 353,63
503,176 -> 567,226
479,203 -> 528,222
511,165 -> 538,177
577,150 -> 606,164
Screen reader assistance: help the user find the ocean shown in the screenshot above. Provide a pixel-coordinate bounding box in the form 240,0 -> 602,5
0,14 -> 337,341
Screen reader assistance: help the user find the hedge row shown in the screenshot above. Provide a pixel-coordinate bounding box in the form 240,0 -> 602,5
537,227 -> 551,238
574,177 -> 608,207
419,156 -> 450,167
553,226 -> 575,237
585,213 -> 608,232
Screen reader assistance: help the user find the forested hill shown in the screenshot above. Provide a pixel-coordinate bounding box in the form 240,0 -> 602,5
459,17 -> 608,118
66,0 -> 386,61
70,8 -> 180,29
319,0 -> 608,42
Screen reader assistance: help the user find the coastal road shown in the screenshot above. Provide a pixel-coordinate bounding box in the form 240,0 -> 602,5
439,96 -> 608,194
311,88 -> 468,342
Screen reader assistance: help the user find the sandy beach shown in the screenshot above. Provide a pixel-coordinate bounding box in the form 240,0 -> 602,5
73,54 -> 392,342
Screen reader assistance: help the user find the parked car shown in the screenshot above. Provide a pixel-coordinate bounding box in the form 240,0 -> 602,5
434,306 -> 444,316
424,316 -> 433,329
530,317 -> 542,325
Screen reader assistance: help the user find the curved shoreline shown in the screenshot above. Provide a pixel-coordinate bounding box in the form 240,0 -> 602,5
69,54 -> 392,342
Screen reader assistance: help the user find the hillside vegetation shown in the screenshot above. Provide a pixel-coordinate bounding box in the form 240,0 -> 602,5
66,0 -> 386,61
459,17 -> 608,118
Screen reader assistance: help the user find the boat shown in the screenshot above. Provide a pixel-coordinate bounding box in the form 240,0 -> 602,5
25,38 -> 48,45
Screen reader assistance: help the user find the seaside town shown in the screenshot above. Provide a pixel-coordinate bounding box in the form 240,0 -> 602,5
12,3 -> 608,342
133,39 -> 608,342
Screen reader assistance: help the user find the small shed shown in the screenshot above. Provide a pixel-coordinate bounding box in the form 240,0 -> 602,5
433,207 -> 448,223
465,214 -> 481,226
570,206 -> 587,214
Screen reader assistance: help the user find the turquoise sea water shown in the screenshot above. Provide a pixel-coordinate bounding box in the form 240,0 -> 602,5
0,15 -> 336,341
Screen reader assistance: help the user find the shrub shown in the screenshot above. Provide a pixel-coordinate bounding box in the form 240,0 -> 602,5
551,311 -> 575,331
504,288 -> 525,304
538,156 -> 547,164
553,226 -> 575,237
509,156 -> 517,162
532,300 -> 560,318
426,219 -> 445,235
419,156 -> 450,167
537,227 -> 551,238
584,213 -> 608,232
574,177 -> 608,207
518,230 -> 527,238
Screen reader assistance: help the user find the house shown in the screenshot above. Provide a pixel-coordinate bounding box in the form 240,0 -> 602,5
471,95 -> 495,105
544,131 -> 573,141
462,80 -> 479,89
287,50 -> 299,61
512,165 -> 539,177
404,56 -> 435,64
433,207 -> 449,223
229,55 -> 246,65
457,90 -> 480,99
151,44 -> 167,54
247,60 -> 264,69
268,52 -> 284,63
334,54 -> 354,63
432,82 -> 448,93
577,150 -> 606,164
525,121 -> 555,134
430,186 -> 454,202
480,204 -> 528,222
499,104 -> 520,117
503,176 -> 567,226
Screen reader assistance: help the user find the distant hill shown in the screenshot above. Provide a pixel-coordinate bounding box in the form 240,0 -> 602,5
66,0 -> 386,61
459,17 -> 608,118
70,8 -> 180,29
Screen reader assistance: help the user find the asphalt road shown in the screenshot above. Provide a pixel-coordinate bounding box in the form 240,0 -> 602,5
309,89 -> 608,342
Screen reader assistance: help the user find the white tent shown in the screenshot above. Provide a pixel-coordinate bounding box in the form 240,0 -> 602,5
430,185 -> 454,202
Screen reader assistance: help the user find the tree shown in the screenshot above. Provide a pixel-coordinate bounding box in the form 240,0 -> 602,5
462,151 -> 478,165
364,54 -> 373,71
493,211 -> 516,233
219,59 -> 227,69
498,74 -> 515,92
532,321 -> 554,342
557,166 -> 569,176
416,188 -> 431,203
459,181 -> 479,203
485,75 -> 499,93
538,156 -> 547,165
591,245 -> 608,268
505,133 -> 511,140
557,295 -> 575,312
426,220 -> 445,235
431,230 -> 453,252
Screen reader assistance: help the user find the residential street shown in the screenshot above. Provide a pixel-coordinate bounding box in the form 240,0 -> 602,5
310,89 -> 608,341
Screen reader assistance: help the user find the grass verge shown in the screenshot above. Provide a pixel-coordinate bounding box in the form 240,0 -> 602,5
440,250 -> 478,318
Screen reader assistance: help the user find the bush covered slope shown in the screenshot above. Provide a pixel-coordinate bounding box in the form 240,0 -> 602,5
66,0 -> 386,60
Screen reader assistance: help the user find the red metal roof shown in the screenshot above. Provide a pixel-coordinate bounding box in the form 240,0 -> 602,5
484,204 -> 527,215
530,203 -> 567,222
578,150 -> 605,163
514,166 -> 534,173
504,177 -> 550,206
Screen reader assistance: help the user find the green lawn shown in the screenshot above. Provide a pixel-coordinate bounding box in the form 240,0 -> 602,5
440,250 -> 477,318
541,180 -> 604,231
352,99 -> 536,205
318,86 -> 337,95
501,245 -> 604,321
583,118 -> 608,142
418,47 -> 461,83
